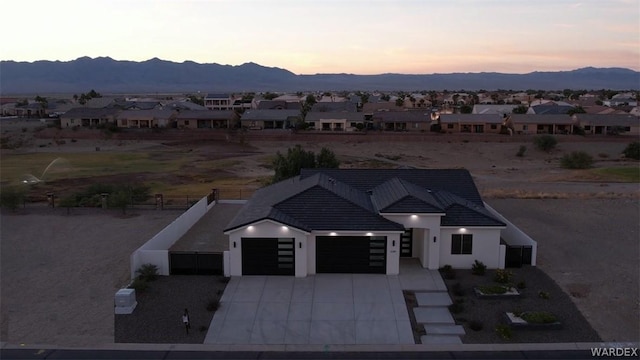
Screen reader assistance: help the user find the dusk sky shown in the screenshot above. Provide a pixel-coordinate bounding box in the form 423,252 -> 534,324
2,0 -> 639,75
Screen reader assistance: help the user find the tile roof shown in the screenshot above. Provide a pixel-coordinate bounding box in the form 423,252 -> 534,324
372,111 -> 432,123
305,112 -> 364,122
205,94 -> 230,99
176,110 -> 235,120
117,109 -> 175,120
575,114 -> 640,126
225,169 -> 504,233
311,102 -> 357,113
240,109 -> 301,121
510,114 -> 576,125
60,107 -> 120,118
439,114 -> 504,124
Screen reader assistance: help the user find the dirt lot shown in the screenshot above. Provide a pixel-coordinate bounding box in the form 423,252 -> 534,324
0,207 -> 183,347
1,122 -> 638,346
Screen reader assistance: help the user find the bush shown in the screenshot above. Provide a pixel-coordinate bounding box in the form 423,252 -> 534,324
452,282 -> 465,297
0,186 -> 24,211
538,291 -> 550,299
206,298 -> 220,312
136,263 -> 159,282
471,260 -> 486,276
520,311 -> 557,324
494,269 -> 513,284
440,265 -> 456,279
495,324 -> 512,340
469,320 -> 483,331
448,302 -> 464,314
516,145 -> 527,157
128,278 -> 148,292
533,135 -> 557,152
560,151 -> 594,169
623,141 -> 640,160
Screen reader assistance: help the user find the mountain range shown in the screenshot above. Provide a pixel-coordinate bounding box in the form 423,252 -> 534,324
1,57 -> 638,94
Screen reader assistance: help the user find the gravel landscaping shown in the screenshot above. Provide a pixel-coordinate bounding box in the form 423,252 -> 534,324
115,275 -> 228,344
440,266 -> 602,343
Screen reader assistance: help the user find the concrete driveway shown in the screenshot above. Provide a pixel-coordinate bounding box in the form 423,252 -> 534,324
204,261 -> 445,345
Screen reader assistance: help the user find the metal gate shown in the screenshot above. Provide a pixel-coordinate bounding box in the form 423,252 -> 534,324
505,245 -> 532,268
169,252 -> 223,275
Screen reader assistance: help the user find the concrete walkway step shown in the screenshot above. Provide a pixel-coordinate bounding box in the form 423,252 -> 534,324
420,334 -> 463,345
413,307 -> 455,324
415,292 -> 452,307
424,324 -> 466,335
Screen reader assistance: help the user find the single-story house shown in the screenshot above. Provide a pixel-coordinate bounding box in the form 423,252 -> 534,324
117,109 -> 176,128
439,114 -> 504,134
575,114 -> 640,136
176,110 -> 236,129
507,114 -> 577,135
371,111 -> 433,131
526,102 -> 575,115
311,101 -> 357,113
472,104 -> 518,116
223,169 -> 509,277
60,107 -> 120,128
305,112 -> 365,131
240,109 -> 301,129
256,100 -> 301,111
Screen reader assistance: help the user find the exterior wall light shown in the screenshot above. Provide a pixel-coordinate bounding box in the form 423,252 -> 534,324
233,241 -> 236,248
392,240 -> 396,247
247,225 -> 254,231
366,232 -> 373,236
329,232 -> 337,236
460,228 -> 467,233
282,226 -> 288,231
410,215 -> 418,219
299,242 -> 302,249
433,236 -> 437,243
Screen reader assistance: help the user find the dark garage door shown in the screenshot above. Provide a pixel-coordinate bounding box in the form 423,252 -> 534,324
242,238 -> 295,275
316,236 -> 386,274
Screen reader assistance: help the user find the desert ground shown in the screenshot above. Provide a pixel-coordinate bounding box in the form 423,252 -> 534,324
1,121 -> 638,346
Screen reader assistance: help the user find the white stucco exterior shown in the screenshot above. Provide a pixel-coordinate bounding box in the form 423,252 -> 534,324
440,227 -> 504,269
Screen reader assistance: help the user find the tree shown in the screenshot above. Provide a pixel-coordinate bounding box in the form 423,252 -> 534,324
88,89 -> 101,98
460,105 -> 473,114
109,189 -> 130,214
512,105 -> 528,114
395,98 -> 404,107
272,145 -> 339,182
317,147 -> 340,168
187,94 -> 204,106
263,92 -> 278,100
301,94 -> 316,118
567,106 -> 586,116
623,141 -> 640,160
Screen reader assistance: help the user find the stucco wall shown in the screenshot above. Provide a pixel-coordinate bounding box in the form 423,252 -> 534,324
439,227 -> 503,269
382,214 -> 442,269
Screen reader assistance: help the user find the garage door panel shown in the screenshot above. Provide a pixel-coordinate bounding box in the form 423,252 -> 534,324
316,236 -> 386,274
242,237 -> 294,275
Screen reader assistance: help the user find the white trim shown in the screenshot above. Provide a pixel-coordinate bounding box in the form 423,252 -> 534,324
379,212 -> 446,216
224,219 -> 310,235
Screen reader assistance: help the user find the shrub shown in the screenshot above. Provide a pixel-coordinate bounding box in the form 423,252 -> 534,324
452,282 -> 465,297
516,281 -> 526,289
469,320 -> 483,331
494,269 -> 513,284
560,151 -> 594,169
520,311 -> 557,324
495,324 -> 512,340
448,302 -> 464,314
128,278 -> 148,292
0,186 -> 24,211
538,291 -> 550,299
440,265 -> 456,280
471,260 -> 486,275
516,145 -> 527,157
136,263 -> 159,282
533,135 -> 557,152
206,298 -> 220,312
623,141 -> 640,160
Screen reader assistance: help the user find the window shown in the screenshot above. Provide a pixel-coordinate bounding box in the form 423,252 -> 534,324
523,125 -> 528,131
584,125 -> 591,130
447,124 -> 454,129
184,120 -> 190,126
451,234 -> 472,254
490,124 -> 497,130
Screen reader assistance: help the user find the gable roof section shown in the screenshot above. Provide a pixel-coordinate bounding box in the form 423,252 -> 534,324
60,107 -> 119,119
439,114 -> 503,124
300,169 -> 484,206
305,112 -> 364,122
176,110 -> 235,120
224,173 -> 402,232
372,177 -> 444,213
434,190 -> 505,227
510,114 -> 576,125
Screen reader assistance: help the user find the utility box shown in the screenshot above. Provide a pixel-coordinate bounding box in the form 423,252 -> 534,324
114,288 -> 137,314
